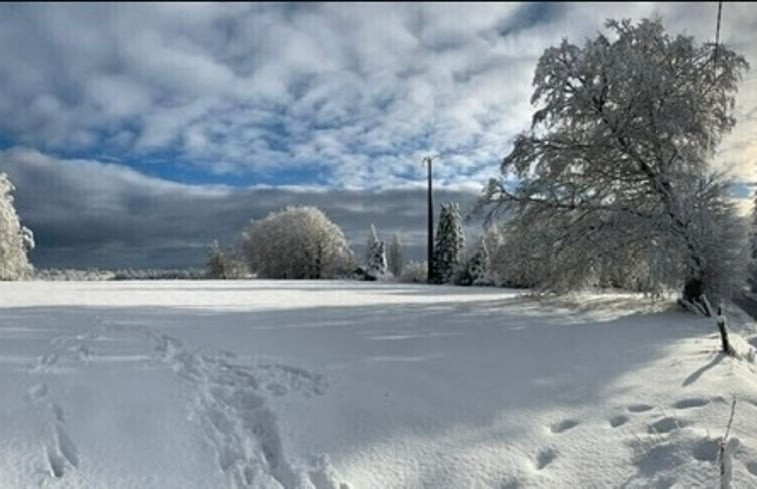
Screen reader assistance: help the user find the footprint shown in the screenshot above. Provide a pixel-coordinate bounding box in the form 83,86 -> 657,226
26,384 -> 48,403
673,398 -> 709,409
628,404 -> 654,413
746,462 -> 757,477
51,404 -> 65,424
654,476 -> 678,489
550,419 -> 579,434
55,424 -> 79,468
535,448 -> 557,470
648,417 -> 687,434
502,479 -> 521,489
35,352 -> 59,371
47,445 -> 65,478
692,438 -> 719,462
609,415 -> 629,428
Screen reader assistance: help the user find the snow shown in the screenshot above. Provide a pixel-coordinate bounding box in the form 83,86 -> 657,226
1,280 -> 757,488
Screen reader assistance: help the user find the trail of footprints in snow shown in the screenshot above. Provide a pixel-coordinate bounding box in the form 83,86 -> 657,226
602,397 -> 712,430
26,384 -> 79,479
608,396 -> 757,477
26,326 -> 102,479
31,325 -> 102,373
535,396 -> 725,478
514,394 -> 757,487
25,319 -> 346,488
151,333 -> 345,489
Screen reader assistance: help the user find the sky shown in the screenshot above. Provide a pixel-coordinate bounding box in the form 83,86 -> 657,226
0,2 -> 755,269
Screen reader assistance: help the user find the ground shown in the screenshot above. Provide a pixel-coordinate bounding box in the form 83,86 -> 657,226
1,280 -> 757,488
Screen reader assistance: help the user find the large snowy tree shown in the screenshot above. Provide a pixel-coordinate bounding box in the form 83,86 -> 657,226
0,173 -> 34,280
478,18 -> 749,306
240,206 -> 355,279
432,202 -> 465,284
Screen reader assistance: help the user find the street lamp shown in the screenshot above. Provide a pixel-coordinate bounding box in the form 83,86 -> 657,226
422,154 -> 439,283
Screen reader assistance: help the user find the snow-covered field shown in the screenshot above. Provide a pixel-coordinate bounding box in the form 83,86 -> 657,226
1,280 -> 757,488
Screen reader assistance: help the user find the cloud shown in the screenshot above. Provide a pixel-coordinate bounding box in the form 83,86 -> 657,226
2,148 -> 480,269
2,3 -> 753,188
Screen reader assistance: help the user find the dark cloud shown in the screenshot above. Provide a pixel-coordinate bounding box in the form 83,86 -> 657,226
2,148 -> 481,269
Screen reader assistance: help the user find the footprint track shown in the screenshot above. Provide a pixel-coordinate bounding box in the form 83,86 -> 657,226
628,404 -> 654,413
550,419 -> 579,434
609,415 -> 629,428
44,404 -> 78,479
648,417 -> 687,434
673,398 -> 710,409
535,448 -> 557,470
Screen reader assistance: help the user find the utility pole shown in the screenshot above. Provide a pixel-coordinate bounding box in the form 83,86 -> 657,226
423,155 -> 438,283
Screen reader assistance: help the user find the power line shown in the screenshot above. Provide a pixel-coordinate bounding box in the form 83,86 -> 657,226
714,1 -> 723,66
707,1 -> 724,159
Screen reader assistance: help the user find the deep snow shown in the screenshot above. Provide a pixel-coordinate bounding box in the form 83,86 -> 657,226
1,280 -> 757,488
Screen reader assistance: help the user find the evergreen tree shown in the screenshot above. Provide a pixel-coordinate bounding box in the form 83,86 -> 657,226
387,233 -> 403,277
468,236 -> 491,286
432,202 -> 465,283
365,223 -> 388,280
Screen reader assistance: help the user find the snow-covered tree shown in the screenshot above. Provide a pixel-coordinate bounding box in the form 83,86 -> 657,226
477,17 -> 750,306
432,202 -> 465,284
466,236 -> 491,286
240,206 -> 355,279
206,240 -> 248,279
387,232 -> 404,277
0,173 -> 34,280
364,224 -> 389,280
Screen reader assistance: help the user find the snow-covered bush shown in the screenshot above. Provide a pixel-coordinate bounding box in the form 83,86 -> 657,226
206,240 -> 248,279
432,202 -> 465,284
364,224 -> 390,281
0,173 -> 34,280
399,261 -> 428,283
240,206 -> 355,279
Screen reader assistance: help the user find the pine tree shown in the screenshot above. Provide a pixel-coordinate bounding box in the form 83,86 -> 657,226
468,236 -> 491,286
432,202 -> 465,284
365,224 -> 388,280
387,233 -> 403,277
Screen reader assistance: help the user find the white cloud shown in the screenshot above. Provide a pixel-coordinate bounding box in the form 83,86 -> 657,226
0,3 -> 755,189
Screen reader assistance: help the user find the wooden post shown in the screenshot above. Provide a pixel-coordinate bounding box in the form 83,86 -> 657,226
424,156 -> 435,283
